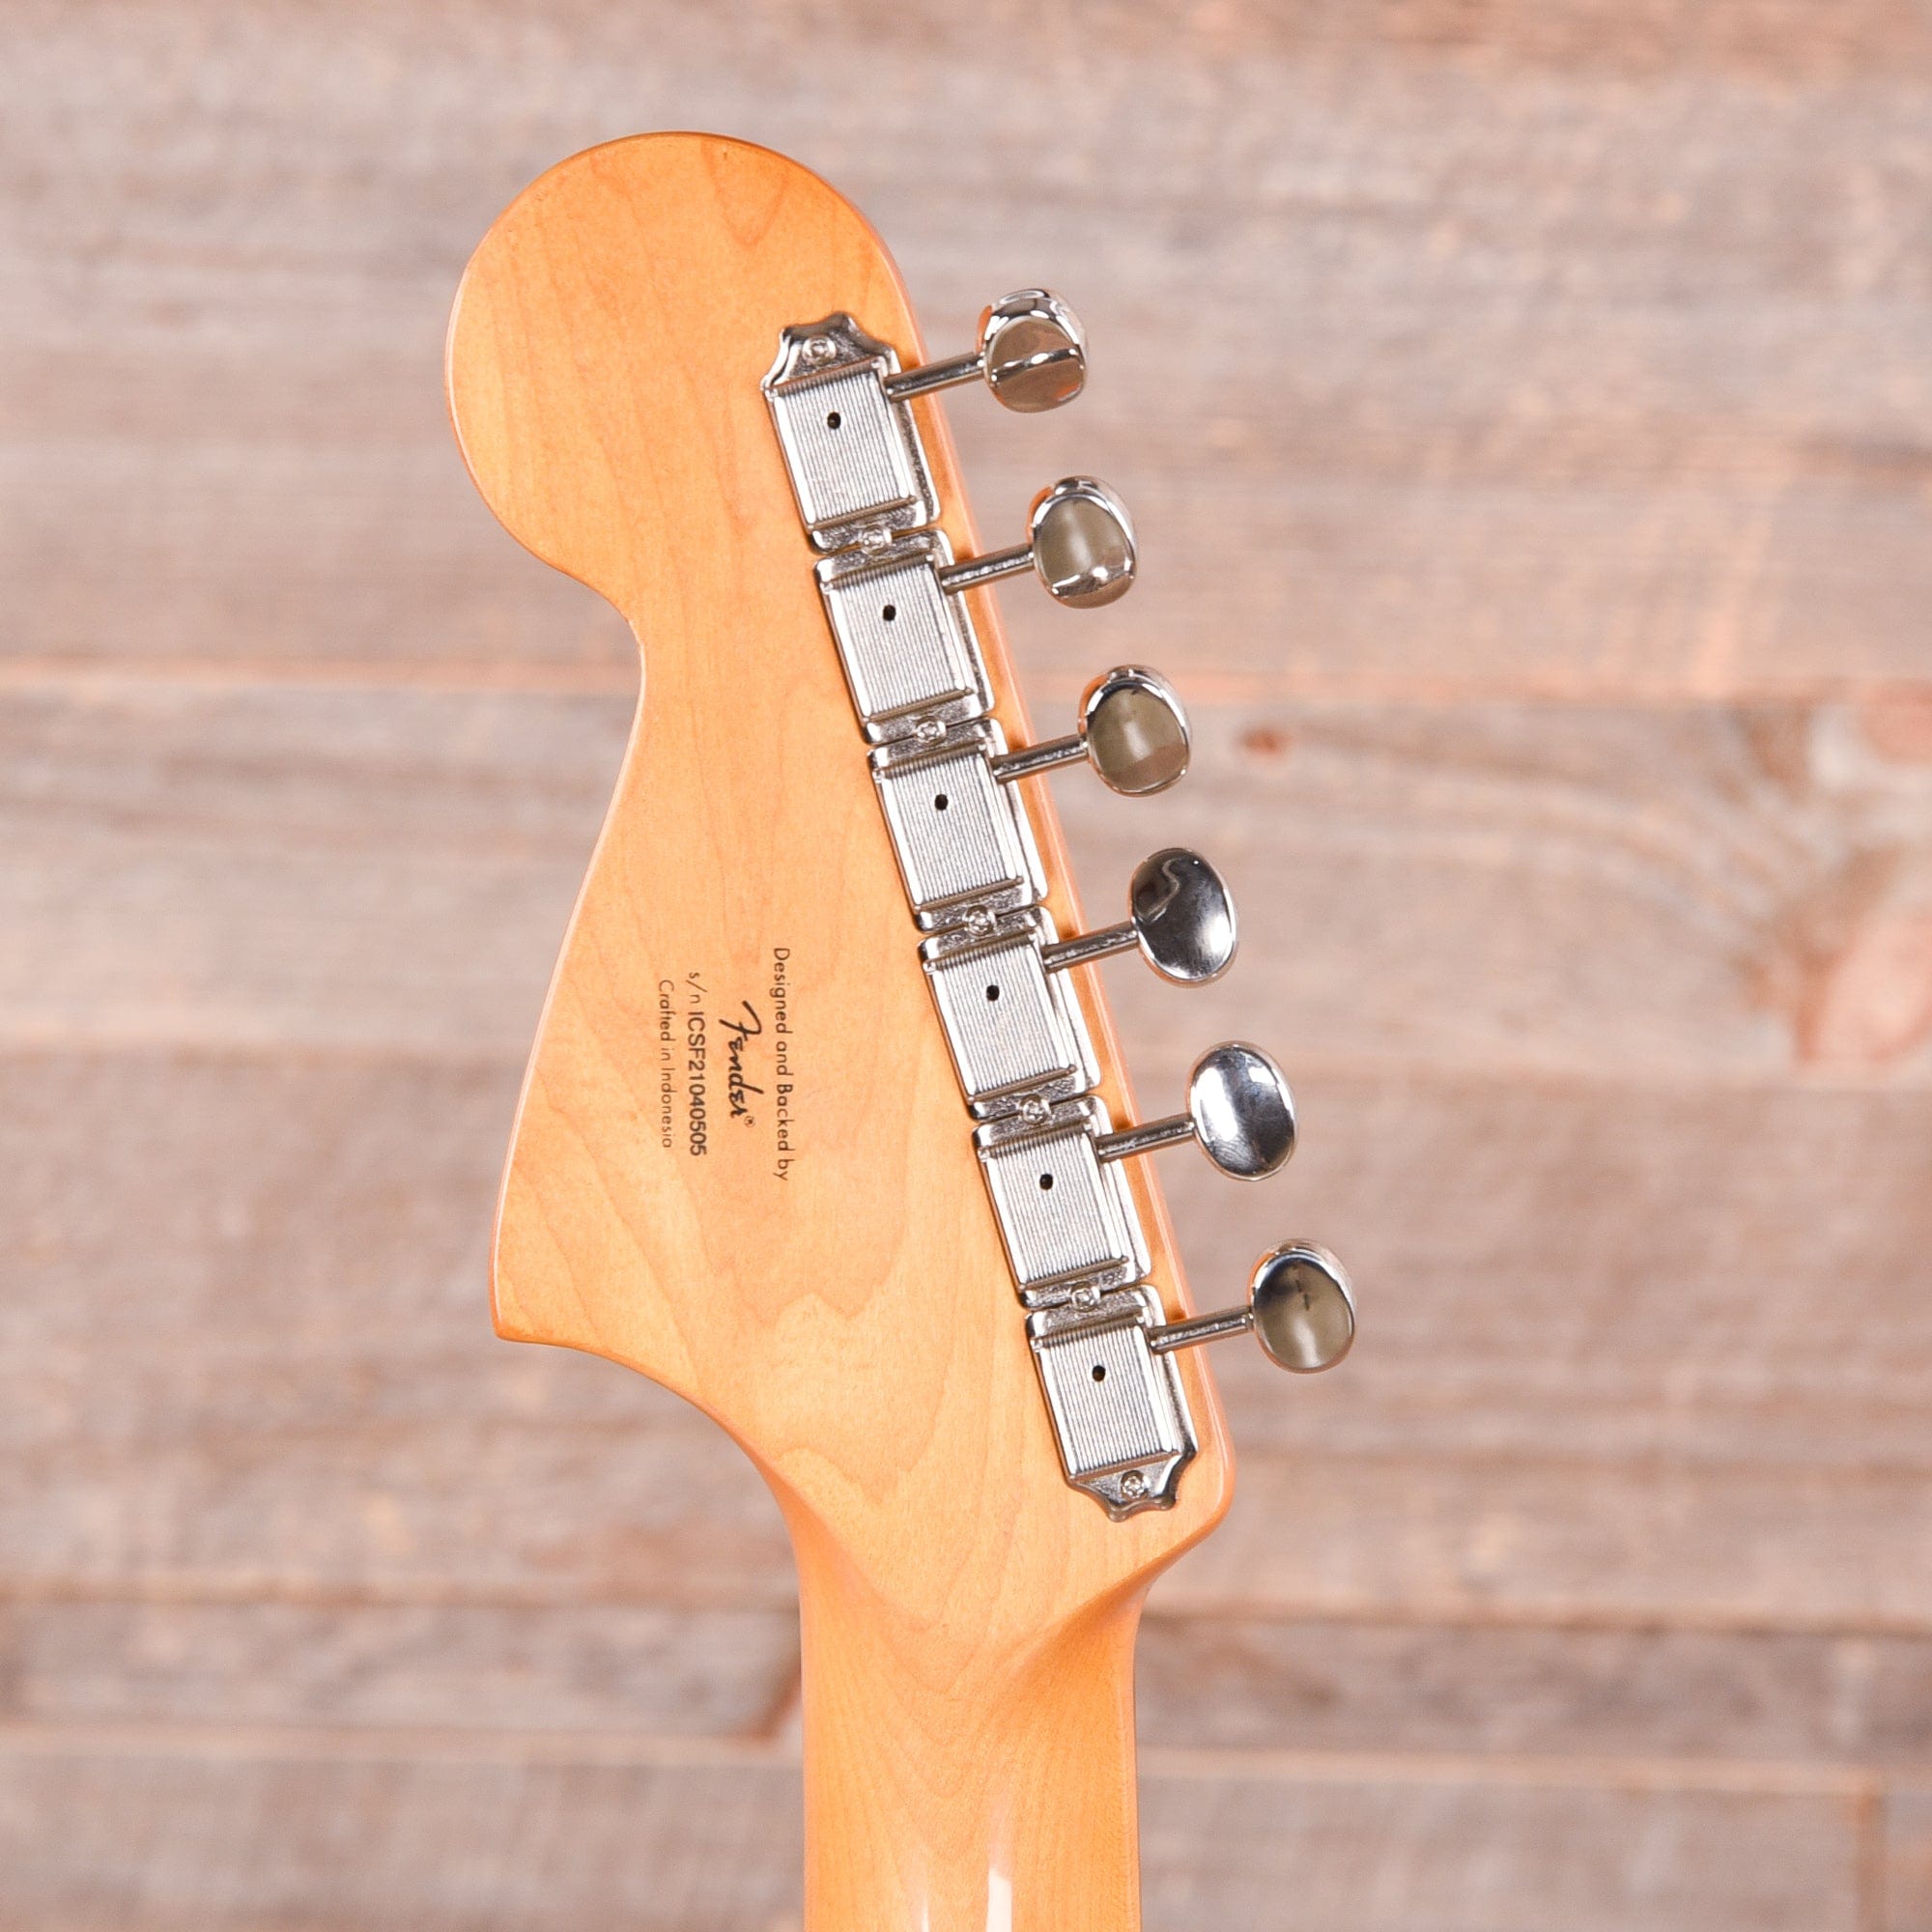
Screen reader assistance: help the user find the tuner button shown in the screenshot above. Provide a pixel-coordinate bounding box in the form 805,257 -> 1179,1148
1129,846 -> 1236,983
1082,667 -> 1189,794
1093,1041 -> 1294,1179
1146,1242 -> 1356,1373
1037,846 -> 1237,984
1028,476 -> 1136,608
1250,1243 -> 1356,1373
981,290 -> 1088,412
882,289 -> 1087,412
1189,1042 -> 1295,1179
934,475 -> 1137,611
985,665 -> 1189,794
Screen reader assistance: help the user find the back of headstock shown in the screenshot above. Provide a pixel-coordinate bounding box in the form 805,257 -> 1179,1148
446,132 -> 1353,1932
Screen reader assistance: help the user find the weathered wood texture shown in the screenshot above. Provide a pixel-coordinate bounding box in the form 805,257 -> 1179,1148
9,2 -> 1932,696
12,684 -> 1932,1083
5,0 -> 1930,1926
0,1745 -> 1870,1932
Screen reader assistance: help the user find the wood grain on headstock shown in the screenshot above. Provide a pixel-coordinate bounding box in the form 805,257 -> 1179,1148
447,132 -> 1231,1932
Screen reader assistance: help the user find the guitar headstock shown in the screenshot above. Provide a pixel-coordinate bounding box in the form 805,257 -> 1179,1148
446,134 -> 1351,1640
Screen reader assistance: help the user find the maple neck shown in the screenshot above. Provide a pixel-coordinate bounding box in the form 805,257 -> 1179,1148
795,1525 -> 1144,1932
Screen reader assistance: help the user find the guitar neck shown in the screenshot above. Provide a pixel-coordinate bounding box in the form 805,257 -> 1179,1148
796,1526 -> 1145,1932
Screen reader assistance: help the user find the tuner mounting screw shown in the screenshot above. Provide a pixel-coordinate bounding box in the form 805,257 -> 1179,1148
1019,1094 -> 1051,1125
803,334 -> 837,365
915,716 -> 945,743
1120,1469 -> 1148,1500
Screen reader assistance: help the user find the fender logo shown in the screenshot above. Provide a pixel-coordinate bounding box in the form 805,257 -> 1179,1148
720,1001 -> 765,1124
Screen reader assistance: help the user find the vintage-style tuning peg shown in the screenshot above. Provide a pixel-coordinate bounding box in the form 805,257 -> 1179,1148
935,476 -> 1135,610
883,290 -> 1087,412
1093,1042 -> 1294,1179
1149,1243 -> 1356,1373
988,666 -> 1190,796
1040,846 -> 1236,984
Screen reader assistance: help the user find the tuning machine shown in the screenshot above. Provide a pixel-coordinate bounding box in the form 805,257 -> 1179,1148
1094,1042 -> 1293,1180
978,1040 -> 1288,1313
1040,846 -> 1236,985
936,476 -> 1136,610
1028,1246 -> 1355,1518
884,289 -> 1087,413
811,490 -> 1141,748
1149,1243 -> 1356,1374
990,666 -> 1189,796
971,1042 -> 1294,1300
765,278 -> 1357,1523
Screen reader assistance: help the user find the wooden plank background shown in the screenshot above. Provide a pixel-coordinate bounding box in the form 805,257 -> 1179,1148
6,1 -> 1932,1925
